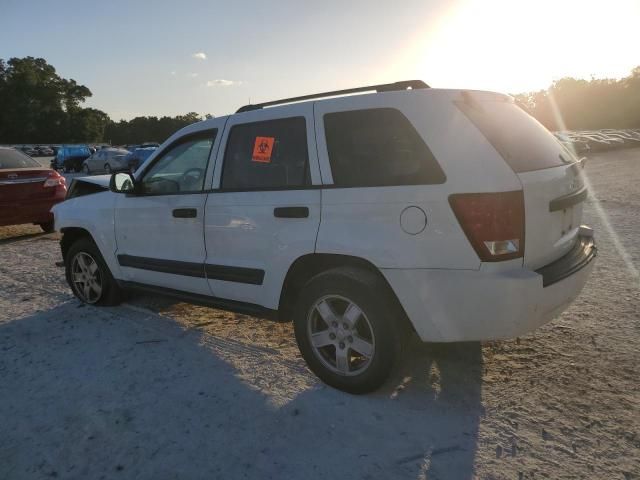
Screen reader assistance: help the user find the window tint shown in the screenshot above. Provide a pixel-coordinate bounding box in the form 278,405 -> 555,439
221,117 -> 310,190
141,130 -> 216,194
456,98 -> 569,172
0,149 -> 40,168
323,108 -> 445,187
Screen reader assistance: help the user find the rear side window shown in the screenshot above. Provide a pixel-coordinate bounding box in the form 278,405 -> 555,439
323,108 -> 445,187
0,149 -> 40,168
456,98 -> 570,172
221,117 -> 310,190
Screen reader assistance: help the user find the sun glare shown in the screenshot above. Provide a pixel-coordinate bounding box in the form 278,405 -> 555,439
400,0 -> 640,93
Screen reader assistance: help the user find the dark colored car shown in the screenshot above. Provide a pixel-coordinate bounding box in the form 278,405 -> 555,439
0,147 -> 67,232
124,146 -> 158,173
36,146 -> 54,156
51,146 -> 92,172
19,146 -> 38,156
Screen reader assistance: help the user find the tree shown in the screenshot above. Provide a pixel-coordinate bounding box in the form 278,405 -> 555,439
103,112 -> 209,145
0,56 -> 107,143
513,68 -> 640,131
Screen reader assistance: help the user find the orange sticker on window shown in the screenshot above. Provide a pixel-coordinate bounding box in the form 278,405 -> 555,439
252,136 -> 275,163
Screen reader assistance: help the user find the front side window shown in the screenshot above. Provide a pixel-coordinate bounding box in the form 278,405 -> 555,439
141,130 -> 216,194
221,117 -> 310,190
323,108 -> 445,187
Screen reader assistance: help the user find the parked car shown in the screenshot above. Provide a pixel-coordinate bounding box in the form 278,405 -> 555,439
35,146 -> 54,156
0,147 -> 66,232
124,142 -> 160,152
53,81 -> 596,393
82,148 -> 131,174
124,146 -> 158,173
18,146 -> 38,157
51,146 -> 92,172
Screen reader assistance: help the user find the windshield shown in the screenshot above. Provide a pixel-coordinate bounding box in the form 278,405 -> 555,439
0,149 -> 41,169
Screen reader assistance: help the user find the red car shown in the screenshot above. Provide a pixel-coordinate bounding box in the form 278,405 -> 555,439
0,147 -> 67,232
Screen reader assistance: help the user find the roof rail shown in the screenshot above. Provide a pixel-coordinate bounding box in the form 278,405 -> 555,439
236,80 -> 429,113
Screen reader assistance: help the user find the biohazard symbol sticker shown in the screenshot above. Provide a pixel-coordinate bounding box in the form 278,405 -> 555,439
252,136 -> 275,163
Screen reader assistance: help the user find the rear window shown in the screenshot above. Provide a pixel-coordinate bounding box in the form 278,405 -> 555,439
456,98 -> 571,172
0,149 -> 40,169
323,108 -> 445,187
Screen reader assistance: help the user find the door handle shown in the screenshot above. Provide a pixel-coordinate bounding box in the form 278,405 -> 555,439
274,206 -> 309,218
173,208 -> 197,218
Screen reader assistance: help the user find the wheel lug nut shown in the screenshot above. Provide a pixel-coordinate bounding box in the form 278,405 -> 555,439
339,342 -> 345,349
343,323 -> 349,329
347,336 -> 353,343
329,333 -> 336,340
332,322 -> 338,328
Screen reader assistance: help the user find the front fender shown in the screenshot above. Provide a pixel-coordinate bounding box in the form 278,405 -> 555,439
53,192 -> 122,279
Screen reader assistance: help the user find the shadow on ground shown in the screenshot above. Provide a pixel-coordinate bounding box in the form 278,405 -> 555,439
0,302 -> 482,479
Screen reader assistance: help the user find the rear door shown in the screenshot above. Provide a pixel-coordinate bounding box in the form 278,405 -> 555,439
204,104 -> 321,309
456,95 -> 586,269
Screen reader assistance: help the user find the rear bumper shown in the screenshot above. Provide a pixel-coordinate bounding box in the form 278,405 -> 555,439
0,196 -> 64,226
382,234 -> 596,342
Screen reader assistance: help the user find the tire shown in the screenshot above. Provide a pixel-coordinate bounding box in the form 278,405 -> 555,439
82,164 -> 90,174
104,163 -> 112,174
65,237 -> 122,306
39,221 -> 55,233
293,267 -> 402,394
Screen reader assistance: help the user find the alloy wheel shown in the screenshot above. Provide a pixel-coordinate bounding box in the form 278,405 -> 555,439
71,252 -> 103,304
306,295 -> 375,376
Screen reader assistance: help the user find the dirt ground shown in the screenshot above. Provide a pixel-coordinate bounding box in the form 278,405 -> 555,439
1,148 -> 638,480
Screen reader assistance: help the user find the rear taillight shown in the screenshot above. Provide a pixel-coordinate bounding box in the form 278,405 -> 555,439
449,191 -> 525,262
44,172 -> 66,188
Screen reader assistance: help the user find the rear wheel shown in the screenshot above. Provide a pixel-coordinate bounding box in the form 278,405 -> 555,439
65,237 -> 122,306
293,267 -> 402,394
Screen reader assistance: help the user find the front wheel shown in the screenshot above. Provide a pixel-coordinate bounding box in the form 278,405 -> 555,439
104,163 -> 112,174
65,237 -> 122,306
293,267 -> 402,394
82,164 -> 90,174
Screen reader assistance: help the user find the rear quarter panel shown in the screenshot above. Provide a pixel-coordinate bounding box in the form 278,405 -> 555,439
314,89 -> 523,269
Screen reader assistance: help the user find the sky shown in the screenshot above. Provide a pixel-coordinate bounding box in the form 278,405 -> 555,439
2,0 -> 639,120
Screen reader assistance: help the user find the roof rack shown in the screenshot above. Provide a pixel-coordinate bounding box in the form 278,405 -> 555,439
236,80 -> 429,113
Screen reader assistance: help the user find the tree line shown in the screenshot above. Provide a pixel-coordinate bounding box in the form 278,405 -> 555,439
1,56 -> 639,146
0,57 -> 210,145
514,67 -> 640,131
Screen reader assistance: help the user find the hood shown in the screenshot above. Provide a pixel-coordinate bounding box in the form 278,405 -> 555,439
76,175 -> 111,187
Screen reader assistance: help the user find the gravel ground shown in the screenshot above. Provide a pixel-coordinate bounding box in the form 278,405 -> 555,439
1,148 -> 638,479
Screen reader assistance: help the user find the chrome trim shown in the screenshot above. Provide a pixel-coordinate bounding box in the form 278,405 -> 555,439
0,177 -> 48,185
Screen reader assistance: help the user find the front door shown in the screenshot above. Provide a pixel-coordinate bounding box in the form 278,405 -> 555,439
204,104 -> 322,309
114,126 -> 222,295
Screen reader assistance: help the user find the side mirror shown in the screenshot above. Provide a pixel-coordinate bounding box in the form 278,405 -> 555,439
110,172 -> 136,193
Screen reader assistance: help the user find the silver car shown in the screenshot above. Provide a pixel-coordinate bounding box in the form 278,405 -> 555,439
82,148 -> 130,174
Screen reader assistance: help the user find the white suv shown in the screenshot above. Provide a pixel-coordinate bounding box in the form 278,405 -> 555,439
53,81 -> 596,393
